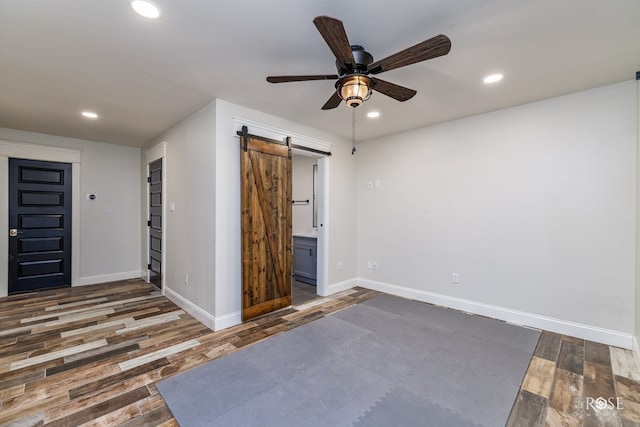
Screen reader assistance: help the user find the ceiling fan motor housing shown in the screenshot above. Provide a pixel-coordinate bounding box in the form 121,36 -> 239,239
335,45 -> 374,75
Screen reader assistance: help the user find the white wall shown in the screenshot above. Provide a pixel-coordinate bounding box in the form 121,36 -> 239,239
146,103 -> 217,317
293,155 -> 317,234
0,127 -> 142,294
357,81 -> 637,347
75,139 -> 141,281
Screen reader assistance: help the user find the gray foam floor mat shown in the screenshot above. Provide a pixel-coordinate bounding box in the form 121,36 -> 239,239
157,293 -> 540,426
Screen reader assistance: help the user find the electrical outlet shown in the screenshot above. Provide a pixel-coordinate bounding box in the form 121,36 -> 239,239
367,261 -> 373,269
338,261 -> 343,271
372,261 -> 378,270
452,273 -> 460,284
184,274 -> 189,285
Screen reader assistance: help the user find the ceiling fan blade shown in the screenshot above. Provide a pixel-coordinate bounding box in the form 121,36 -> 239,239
267,75 -> 338,83
370,77 -> 417,102
321,92 -> 342,110
368,34 -> 451,74
313,16 -> 356,68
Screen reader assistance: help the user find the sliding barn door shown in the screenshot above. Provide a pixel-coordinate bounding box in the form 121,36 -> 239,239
240,134 -> 292,320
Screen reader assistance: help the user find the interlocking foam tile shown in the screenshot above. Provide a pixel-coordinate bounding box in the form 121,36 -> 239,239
354,386 -> 482,427
361,293 -> 426,315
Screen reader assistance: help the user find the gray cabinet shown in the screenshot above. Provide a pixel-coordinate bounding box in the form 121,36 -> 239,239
293,236 -> 317,285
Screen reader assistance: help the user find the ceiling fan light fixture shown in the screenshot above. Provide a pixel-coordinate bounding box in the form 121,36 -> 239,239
338,75 -> 372,108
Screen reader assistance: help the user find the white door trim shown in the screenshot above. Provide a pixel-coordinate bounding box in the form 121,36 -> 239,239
0,140 -> 82,297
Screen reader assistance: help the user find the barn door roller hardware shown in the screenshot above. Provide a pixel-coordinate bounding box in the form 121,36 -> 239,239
236,125 -> 331,156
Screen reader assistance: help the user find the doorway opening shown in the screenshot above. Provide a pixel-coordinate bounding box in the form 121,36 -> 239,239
232,119 -> 331,321
292,152 -> 327,306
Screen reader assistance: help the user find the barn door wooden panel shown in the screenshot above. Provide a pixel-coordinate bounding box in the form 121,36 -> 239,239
240,133 -> 292,320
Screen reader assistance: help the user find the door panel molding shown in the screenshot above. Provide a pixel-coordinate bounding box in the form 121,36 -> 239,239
144,142 -> 166,292
0,140 -> 81,298
9,158 -> 72,293
147,158 -> 163,289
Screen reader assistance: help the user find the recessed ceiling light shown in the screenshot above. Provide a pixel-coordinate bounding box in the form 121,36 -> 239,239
367,111 -> 380,118
483,73 -> 503,84
131,0 -> 162,19
81,111 -> 98,119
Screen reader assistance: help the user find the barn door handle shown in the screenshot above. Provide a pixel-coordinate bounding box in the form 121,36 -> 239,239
9,229 -> 22,237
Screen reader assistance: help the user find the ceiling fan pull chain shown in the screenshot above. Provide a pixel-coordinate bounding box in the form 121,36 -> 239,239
351,107 -> 357,155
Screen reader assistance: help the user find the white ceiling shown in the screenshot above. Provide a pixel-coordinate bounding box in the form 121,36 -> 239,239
1,0 -> 639,148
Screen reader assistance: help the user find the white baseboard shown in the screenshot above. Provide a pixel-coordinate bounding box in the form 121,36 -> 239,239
163,287 -> 241,332
321,278 -> 357,297
357,278 -> 634,349
213,311 -> 242,331
633,336 -> 640,369
163,287 -> 216,330
165,278 -> 358,331
75,270 -> 144,287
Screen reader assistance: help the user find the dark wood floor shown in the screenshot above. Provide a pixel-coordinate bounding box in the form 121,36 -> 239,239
291,280 -> 318,305
1,280 -> 639,426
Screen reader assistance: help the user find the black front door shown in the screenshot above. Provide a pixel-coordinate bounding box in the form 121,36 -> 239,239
148,158 -> 162,288
8,158 -> 72,294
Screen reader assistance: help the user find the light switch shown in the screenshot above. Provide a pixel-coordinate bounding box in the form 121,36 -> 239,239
170,202 -> 176,212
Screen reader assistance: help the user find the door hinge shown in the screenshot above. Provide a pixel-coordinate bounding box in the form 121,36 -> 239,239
147,220 -> 151,227
147,176 -> 151,183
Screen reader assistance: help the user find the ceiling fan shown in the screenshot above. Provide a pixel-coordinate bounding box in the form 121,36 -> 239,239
266,16 -> 451,110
